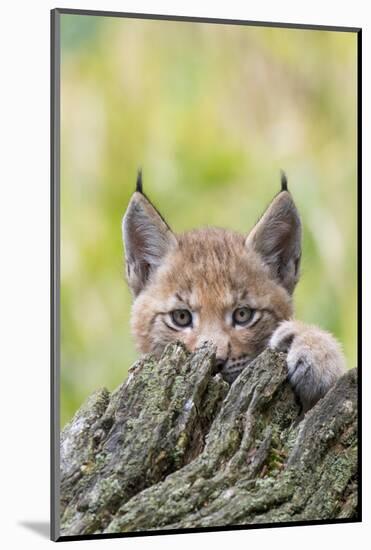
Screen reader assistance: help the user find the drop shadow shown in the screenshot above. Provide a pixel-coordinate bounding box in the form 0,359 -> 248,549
18,521 -> 50,539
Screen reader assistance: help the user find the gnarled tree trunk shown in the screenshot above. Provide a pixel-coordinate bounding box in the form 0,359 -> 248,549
59,342 -> 358,537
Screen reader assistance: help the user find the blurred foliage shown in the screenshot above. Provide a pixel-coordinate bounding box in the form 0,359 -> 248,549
60,14 -> 357,427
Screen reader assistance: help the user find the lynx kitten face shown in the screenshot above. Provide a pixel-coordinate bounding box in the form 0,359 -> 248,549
131,226 -> 295,382
122,171 -> 345,410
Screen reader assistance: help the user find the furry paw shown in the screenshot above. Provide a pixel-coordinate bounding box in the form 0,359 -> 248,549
270,320 -> 346,412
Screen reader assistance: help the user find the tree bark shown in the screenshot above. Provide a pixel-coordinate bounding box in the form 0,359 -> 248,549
60,342 -> 358,536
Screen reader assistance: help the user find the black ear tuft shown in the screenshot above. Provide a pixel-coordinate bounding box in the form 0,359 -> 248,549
280,170 -> 288,192
136,168 -> 143,194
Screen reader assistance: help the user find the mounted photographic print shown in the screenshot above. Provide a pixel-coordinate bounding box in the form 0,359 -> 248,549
51,8 -> 361,542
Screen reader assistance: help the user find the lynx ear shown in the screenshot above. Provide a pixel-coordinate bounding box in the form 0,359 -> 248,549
122,172 -> 177,296
245,176 -> 301,294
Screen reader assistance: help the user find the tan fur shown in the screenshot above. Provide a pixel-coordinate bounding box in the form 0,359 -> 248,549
270,320 -> 346,410
131,227 -> 292,366
122,181 -> 346,411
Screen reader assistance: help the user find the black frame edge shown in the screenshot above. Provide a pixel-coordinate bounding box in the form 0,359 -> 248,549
57,517 -> 361,543
51,7 -> 61,543
54,7 -> 361,33
356,27 -> 362,523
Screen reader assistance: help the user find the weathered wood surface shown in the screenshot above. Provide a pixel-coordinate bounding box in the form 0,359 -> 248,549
60,342 -> 358,536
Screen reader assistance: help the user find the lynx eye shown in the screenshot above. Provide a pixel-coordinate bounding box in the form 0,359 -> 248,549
170,309 -> 193,328
232,307 -> 255,326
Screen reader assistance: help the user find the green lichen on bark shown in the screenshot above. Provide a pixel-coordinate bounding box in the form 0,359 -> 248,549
59,343 -> 358,537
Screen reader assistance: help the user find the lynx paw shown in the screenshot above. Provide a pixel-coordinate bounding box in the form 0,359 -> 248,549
270,320 -> 346,412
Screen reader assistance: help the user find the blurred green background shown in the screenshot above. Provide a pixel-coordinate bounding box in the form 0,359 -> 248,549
60,14 -> 357,427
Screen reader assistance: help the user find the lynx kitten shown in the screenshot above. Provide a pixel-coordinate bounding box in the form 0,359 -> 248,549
122,171 -> 345,412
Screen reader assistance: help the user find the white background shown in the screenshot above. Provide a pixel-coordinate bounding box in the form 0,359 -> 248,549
0,0 -> 368,548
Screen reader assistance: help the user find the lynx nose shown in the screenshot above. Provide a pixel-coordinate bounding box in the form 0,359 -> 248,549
214,357 -> 227,373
